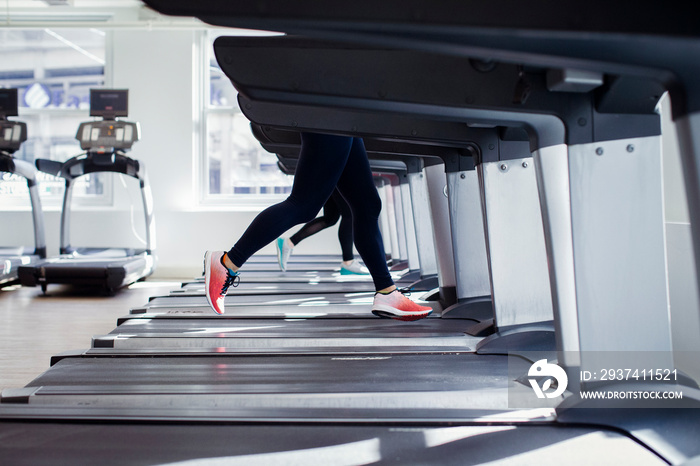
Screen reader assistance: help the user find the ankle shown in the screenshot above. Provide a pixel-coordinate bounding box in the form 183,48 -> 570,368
222,253 -> 239,273
377,285 -> 397,295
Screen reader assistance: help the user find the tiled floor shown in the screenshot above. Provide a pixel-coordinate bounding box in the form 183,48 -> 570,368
0,279 -> 181,390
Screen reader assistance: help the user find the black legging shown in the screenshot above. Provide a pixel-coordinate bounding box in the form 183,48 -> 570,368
290,189 -> 354,262
227,133 -> 393,291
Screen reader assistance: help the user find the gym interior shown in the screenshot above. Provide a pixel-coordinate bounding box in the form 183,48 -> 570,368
1,1 -> 699,464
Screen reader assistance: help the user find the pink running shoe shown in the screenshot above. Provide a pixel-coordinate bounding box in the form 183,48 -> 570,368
372,289 -> 433,321
204,250 -> 240,315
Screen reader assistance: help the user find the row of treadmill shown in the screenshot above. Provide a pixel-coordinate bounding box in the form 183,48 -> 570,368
0,88 -> 156,294
3,2 -> 700,463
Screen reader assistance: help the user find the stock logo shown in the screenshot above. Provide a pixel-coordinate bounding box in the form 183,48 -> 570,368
528,359 -> 568,399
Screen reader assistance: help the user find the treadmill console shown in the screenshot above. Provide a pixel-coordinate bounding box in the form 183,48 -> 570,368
77,89 -> 140,152
0,121 -> 27,153
0,88 -> 27,154
76,120 -> 140,151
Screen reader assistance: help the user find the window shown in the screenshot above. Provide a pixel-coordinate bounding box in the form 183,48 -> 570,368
0,28 -> 107,208
202,30 -> 292,204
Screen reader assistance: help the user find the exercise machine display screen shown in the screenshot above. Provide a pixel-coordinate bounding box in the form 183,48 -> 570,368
76,121 -> 139,151
90,89 -> 128,119
0,88 -> 19,118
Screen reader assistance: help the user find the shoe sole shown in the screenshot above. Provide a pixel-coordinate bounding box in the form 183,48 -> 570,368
203,251 -> 216,312
371,306 -> 433,322
372,310 -> 432,321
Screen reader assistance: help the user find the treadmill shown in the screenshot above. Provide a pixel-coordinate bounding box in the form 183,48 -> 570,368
0,88 -> 47,287
18,89 -> 156,294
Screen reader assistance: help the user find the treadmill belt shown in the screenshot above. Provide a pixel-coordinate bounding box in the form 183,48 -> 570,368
183,270 -> 377,283
111,317 -> 463,335
131,292 -> 374,315
141,292 -> 375,308
181,267 -> 411,286
246,253 -> 343,263
171,280 -> 378,295
127,292 -> 411,320
94,318 -> 474,351
29,353 -> 505,391
12,353 -> 556,419
240,261 -> 341,271
124,304 -> 379,321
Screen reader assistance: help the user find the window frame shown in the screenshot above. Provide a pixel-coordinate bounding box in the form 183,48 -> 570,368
0,27 -> 113,211
196,28 -> 292,210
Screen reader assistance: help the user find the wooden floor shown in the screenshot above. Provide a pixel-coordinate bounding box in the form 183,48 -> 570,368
0,279 -> 182,391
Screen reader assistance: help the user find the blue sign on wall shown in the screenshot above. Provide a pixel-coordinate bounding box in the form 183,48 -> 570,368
23,83 -> 51,108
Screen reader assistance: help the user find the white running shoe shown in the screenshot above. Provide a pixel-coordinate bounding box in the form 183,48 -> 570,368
203,250 -> 240,315
372,289 -> 433,321
276,237 -> 293,271
340,260 -> 369,275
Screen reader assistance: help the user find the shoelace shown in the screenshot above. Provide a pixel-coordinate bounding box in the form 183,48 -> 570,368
220,271 -> 240,296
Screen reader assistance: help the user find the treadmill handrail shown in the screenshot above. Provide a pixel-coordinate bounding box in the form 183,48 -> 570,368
35,152 -> 155,256
0,154 -> 47,258
36,152 -> 145,183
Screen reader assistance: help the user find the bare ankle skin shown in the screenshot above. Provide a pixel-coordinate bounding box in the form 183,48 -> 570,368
378,285 -> 397,294
222,253 -> 240,273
